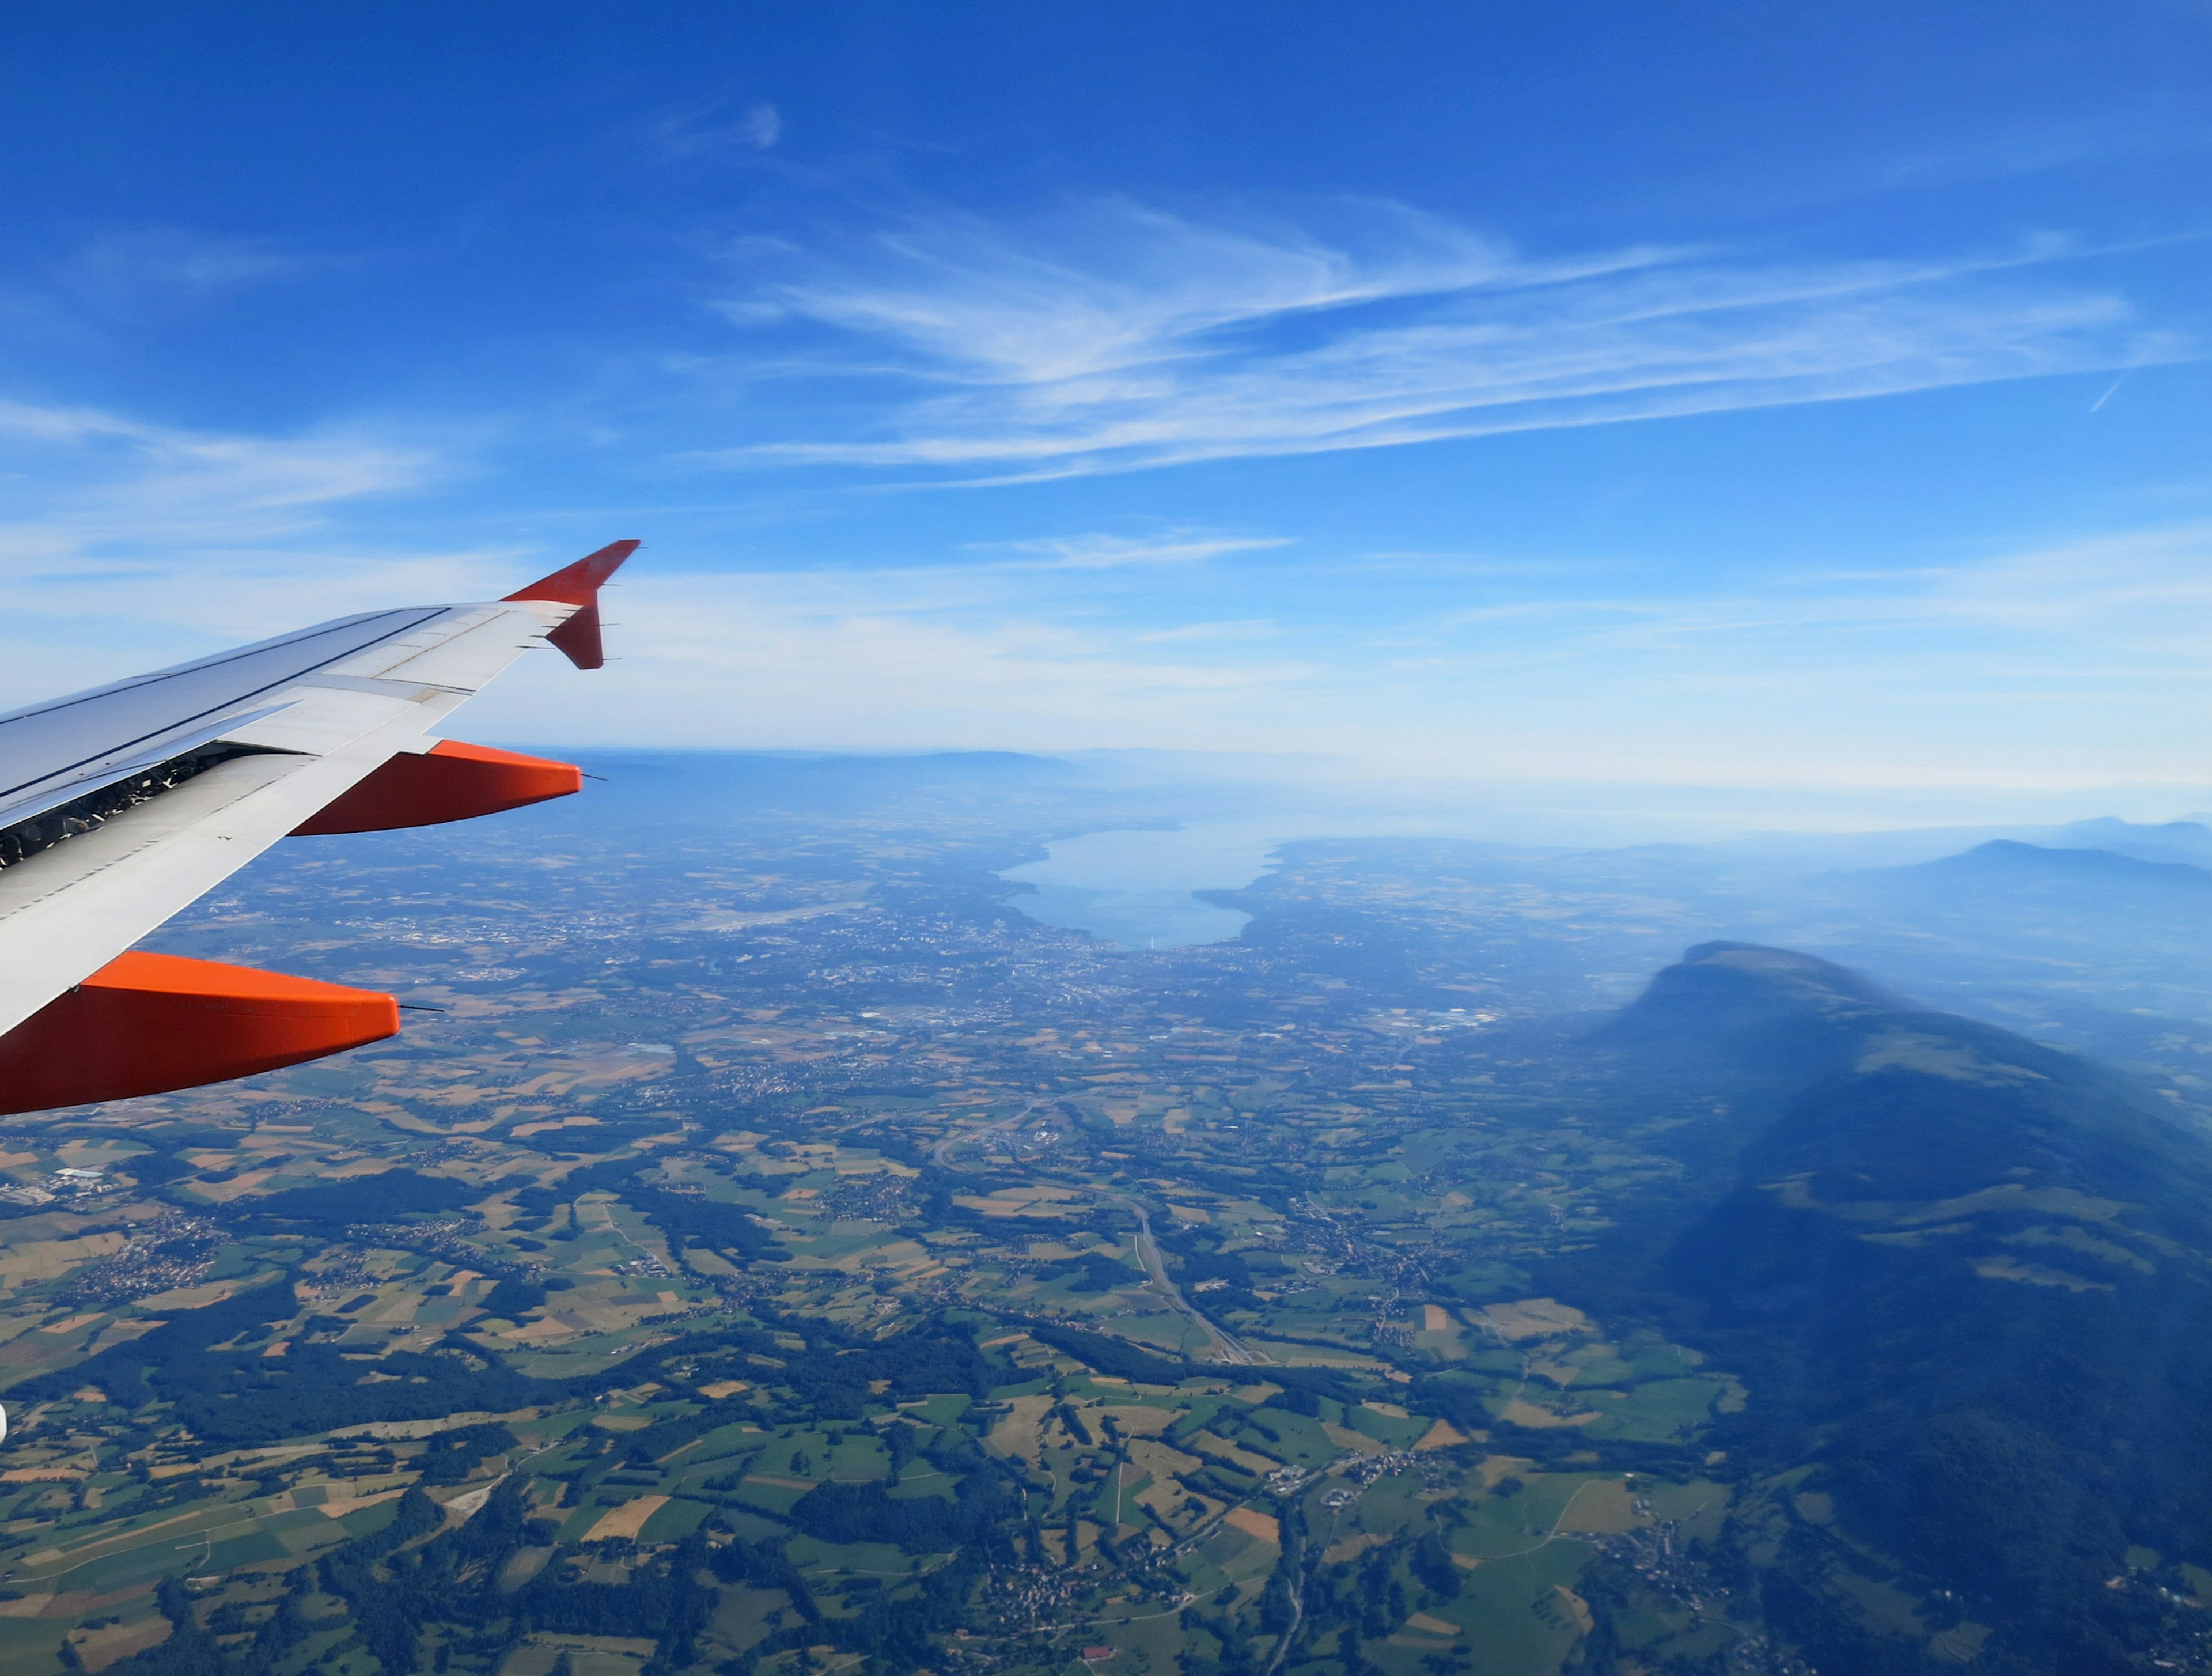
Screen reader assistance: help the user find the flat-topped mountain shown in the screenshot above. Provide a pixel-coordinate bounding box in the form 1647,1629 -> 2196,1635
1588,943 -> 2212,1674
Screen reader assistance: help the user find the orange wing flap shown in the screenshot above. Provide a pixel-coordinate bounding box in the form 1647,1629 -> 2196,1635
290,740 -> 581,837
0,953 -> 397,1117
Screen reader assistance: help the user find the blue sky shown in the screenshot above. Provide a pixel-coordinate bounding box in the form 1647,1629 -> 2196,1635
1,2 -> 2207,823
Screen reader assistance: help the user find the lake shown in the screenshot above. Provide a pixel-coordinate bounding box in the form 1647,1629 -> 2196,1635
999,822 -> 1296,948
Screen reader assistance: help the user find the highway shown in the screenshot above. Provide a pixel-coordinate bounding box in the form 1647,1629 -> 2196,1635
1108,1193 -> 1270,1367
926,1100 -> 1268,1367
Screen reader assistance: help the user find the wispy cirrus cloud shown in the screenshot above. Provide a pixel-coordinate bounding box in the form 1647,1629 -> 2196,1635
1875,106 -> 2212,192
0,394 -> 482,695
656,99 -> 782,158
0,396 -> 434,534
1368,520 -> 2212,752
972,530 -> 1290,569
700,199 -> 2187,482
53,228 -> 329,321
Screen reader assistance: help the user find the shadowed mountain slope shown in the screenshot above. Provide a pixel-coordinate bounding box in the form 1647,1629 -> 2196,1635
1580,943 -> 2212,1674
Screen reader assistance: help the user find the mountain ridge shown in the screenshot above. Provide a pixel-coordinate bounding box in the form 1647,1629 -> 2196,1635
1888,838 -> 2212,891
1571,942 -> 2212,1673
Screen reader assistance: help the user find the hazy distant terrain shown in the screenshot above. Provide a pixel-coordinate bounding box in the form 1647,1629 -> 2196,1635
0,755 -> 2207,1675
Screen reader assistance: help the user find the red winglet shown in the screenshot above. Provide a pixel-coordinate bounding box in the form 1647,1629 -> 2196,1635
503,539 -> 638,669
504,539 -> 639,606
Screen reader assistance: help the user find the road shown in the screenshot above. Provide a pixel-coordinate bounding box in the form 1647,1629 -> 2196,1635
927,1098 -> 1268,1367
1260,1513 -> 1309,1675
928,1099 -> 1048,1170
1110,1194 -> 1270,1367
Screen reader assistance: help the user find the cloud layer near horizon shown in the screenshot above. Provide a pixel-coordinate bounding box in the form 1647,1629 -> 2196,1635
6,395 -> 2196,801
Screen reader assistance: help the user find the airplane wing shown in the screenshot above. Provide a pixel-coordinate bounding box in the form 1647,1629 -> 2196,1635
0,541 -> 638,1117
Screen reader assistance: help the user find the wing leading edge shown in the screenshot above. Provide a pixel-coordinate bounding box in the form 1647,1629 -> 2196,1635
0,541 -> 638,1116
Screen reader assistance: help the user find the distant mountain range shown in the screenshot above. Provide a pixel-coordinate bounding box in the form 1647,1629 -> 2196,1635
1577,943 -> 2212,1673
1775,837 -> 2212,1034
1895,838 -> 2212,894
2048,816 -> 2212,868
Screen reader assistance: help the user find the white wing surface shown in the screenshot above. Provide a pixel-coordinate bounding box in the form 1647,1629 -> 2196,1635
0,541 -> 637,1115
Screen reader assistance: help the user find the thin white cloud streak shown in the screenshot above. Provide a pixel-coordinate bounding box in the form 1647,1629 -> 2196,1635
57,228 -> 323,316
0,229 -> 334,349
741,104 -> 782,149
702,200 -> 2186,480
0,398 -> 432,525
739,200 -> 1532,383
467,566 -> 1328,756
0,396 -> 500,703
1385,524 -> 2212,697
1876,108 -> 2212,192
656,100 -> 782,158
972,531 -> 1290,569
1137,620 -> 1280,644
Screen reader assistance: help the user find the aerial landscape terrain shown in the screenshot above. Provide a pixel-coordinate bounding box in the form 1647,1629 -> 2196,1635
0,756 -> 2209,1676
0,1 -> 2202,1673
